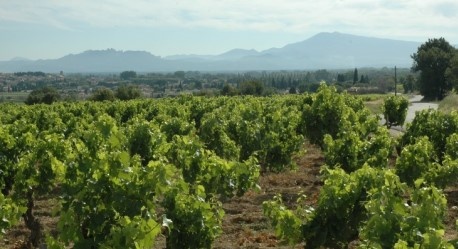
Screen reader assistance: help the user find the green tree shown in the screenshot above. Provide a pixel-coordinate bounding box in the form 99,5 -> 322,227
445,50 -> 458,91
220,84 -> 238,96
353,68 -> 358,85
90,87 -> 115,101
115,85 -> 142,100
120,71 -> 137,80
25,86 -> 60,105
174,71 -> 185,79
239,80 -> 264,95
359,74 -> 369,83
411,38 -> 455,100
315,69 -> 332,82
337,74 -> 346,83
403,74 -> 416,94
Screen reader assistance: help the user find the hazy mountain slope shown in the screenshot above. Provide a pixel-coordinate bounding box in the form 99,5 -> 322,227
0,32 -> 422,72
0,49 -> 172,73
261,32 -> 420,68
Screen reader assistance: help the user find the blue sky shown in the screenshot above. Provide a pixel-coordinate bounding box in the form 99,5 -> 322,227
1,0 -> 457,61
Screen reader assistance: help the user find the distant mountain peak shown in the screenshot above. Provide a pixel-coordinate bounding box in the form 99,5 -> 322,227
0,32 -> 423,72
61,49 -> 160,62
9,57 -> 31,62
220,48 -> 258,54
309,31 -> 380,40
79,49 -> 152,55
215,48 -> 259,60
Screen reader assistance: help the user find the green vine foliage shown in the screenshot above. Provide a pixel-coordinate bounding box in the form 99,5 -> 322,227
199,96 -> 304,172
273,111 -> 456,248
199,112 -> 240,161
265,165 -> 387,248
0,193 -> 25,237
0,121 -> 37,196
167,134 -> 259,199
394,230 -> 454,249
400,109 -> 458,162
445,133 -> 458,160
264,164 -> 454,249
395,136 -> 439,186
262,194 -> 306,245
0,125 -> 20,196
361,182 -> 449,248
263,89 -> 457,249
396,135 -> 458,189
58,116 -> 164,248
0,95 -> 293,247
300,84 -> 379,148
126,118 -> 168,167
1,89 -> 457,248
382,95 -> 409,128
163,189 -> 224,249
323,126 -> 393,172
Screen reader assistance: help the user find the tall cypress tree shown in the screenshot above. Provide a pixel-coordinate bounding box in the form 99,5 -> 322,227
353,68 -> 358,85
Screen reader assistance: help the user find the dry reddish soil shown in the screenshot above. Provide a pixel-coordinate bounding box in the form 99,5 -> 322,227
2,142 -> 457,248
1,195 -> 60,249
213,143 -> 323,249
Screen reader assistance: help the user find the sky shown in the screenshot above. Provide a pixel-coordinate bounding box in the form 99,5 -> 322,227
0,0 -> 457,61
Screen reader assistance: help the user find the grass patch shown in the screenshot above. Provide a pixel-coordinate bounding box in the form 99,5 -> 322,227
0,92 -> 29,103
439,93 -> 458,113
355,94 -> 388,102
357,94 -> 388,115
364,99 -> 384,115
359,93 -> 413,115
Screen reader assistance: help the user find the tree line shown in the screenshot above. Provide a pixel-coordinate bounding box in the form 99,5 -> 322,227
25,84 -> 142,104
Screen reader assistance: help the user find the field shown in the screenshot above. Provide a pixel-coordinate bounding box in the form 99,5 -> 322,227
439,93 -> 458,113
0,92 -> 29,103
1,85 -> 458,248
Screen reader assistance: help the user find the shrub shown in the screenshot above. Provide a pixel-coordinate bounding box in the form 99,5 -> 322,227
25,87 -> 60,105
90,87 -> 115,101
382,95 -> 409,127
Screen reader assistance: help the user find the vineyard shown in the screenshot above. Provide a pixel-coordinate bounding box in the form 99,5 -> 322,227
1,84 -> 457,248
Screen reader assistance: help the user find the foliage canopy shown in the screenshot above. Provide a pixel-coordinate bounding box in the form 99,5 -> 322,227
411,38 -> 456,100
120,70 -> 137,80
90,87 -> 115,101
25,86 -> 60,105
115,85 -> 141,100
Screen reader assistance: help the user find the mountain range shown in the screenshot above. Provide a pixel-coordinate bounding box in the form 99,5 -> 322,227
0,32 -> 424,73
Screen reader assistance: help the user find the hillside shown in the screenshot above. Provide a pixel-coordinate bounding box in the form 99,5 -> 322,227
0,32 -> 421,72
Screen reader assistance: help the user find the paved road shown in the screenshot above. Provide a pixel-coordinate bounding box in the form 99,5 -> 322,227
404,95 -> 438,124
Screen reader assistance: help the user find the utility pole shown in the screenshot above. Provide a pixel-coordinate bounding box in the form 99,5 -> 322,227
394,66 -> 397,96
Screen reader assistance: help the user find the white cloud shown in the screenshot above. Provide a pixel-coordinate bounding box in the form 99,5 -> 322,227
0,0 -> 457,41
